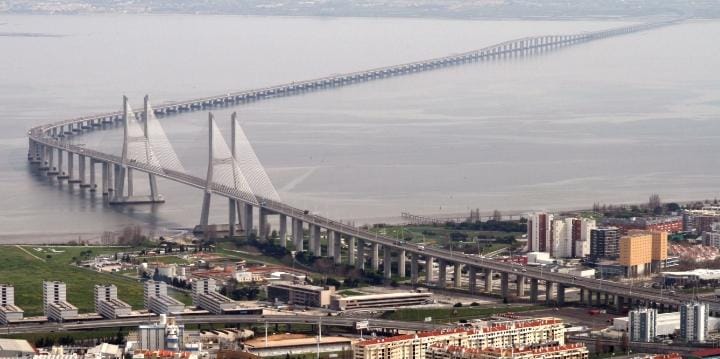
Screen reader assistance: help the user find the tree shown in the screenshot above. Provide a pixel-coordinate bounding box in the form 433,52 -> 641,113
620,332 -> 629,353
453,302 -> 463,307
492,209 -> 502,221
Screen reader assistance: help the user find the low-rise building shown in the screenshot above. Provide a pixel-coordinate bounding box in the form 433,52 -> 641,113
332,292 -> 432,310
266,282 -> 335,308
0,338 -> 35,358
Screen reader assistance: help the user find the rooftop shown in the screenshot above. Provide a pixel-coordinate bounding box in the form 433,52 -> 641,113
0,338 -> 35,354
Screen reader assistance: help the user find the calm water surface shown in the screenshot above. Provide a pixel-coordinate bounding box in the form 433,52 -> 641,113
1,15 -> 719,242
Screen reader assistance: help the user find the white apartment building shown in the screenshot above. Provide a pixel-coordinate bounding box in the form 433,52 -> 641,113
681,302 -> 708,343
94,284 -> 132,319
144,280 -> 184,315
527,213 -> 596,258
42,281 -> 78,321
629,308 -> 657,342
191,278 -> 236,314
0,284 -> 23,324
353,318 -> 565,359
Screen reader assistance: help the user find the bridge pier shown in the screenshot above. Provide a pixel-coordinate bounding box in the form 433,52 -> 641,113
292,218 -> 303,251
242,203 -> 253,235
425,256 -> 434,285
278,214 -> 287,247
557,284 -> 566,306
484,268 -> 493,293
500,272 -> 509,298
516,275 -> 525,297
228,199 -> 237,237
347,236 -> 355,265
468,267 -> 477,294
398,250 -> 406,278
545,282 -> 554,305
57,149 -> 67,179
410,253 -> 419,285
371,243 -> 379,271
436,260 -> 447,288
258,208 -> 269,240
332,232 -> 342,264
78,155 -> 89,187
454,263 -> 462,288
530,278 -> 539,303
310,224 -> 321,255
383,247 -> 392,279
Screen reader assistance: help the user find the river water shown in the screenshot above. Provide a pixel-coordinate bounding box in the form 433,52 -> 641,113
1,15 -> 719,243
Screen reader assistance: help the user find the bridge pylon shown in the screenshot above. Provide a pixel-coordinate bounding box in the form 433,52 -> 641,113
196,113 -> 258,238
109,96 -> 166,205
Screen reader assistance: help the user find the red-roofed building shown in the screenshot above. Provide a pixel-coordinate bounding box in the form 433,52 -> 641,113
426,343 -> 588,359
353,318 -> 565,359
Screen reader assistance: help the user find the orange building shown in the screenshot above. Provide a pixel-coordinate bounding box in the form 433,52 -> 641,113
619,231 -> 667,277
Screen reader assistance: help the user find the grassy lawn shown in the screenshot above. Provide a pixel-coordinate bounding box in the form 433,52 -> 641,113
0,245 -> 181,316
380,305 -> 545,323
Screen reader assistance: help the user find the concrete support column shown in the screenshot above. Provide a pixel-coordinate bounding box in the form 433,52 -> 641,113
425,256 -> 434,285
327,230 -> 335,259
292,219 -> 303,251
398,250 -> 406,278
484,268 -> 493,293
410,253 -> 419,285
242,204 -> 253,235
596,291 -> 602,306
615,296 -> 624,313
67,151 -> 75,182
500,272 -> 509,298
228,199 -> 237,237
371,243 -> 379,271
258,209 -> 269,240
437,260 -> 447,288
468,267 -> 477,294
516,275 -> 525,297
78,155 -> 87,186
126,168 -> 133,196
579,288 -> 585,305
383,247 -> 392,279
356,239 -> 365,270
312,225 -> 321,255
89,160 -> 96,191
57,149 -> 65,178
454,263 -> 462,288
545,282 -> 554,305
557,284 -> 566,306
333,232 -> 342,264
530,279 -> 539,303
278,214 -> 287,248
101,162 -> 109,195
347,237 -> 356,265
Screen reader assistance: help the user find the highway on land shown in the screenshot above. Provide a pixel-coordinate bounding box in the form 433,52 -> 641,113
2,314 -> 443,335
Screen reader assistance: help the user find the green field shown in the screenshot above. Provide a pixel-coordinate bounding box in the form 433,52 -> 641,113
0,245 -> 177,315
380,305 -> 545,323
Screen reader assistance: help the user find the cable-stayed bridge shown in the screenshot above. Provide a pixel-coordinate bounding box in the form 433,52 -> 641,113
29,19 -> 717,315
